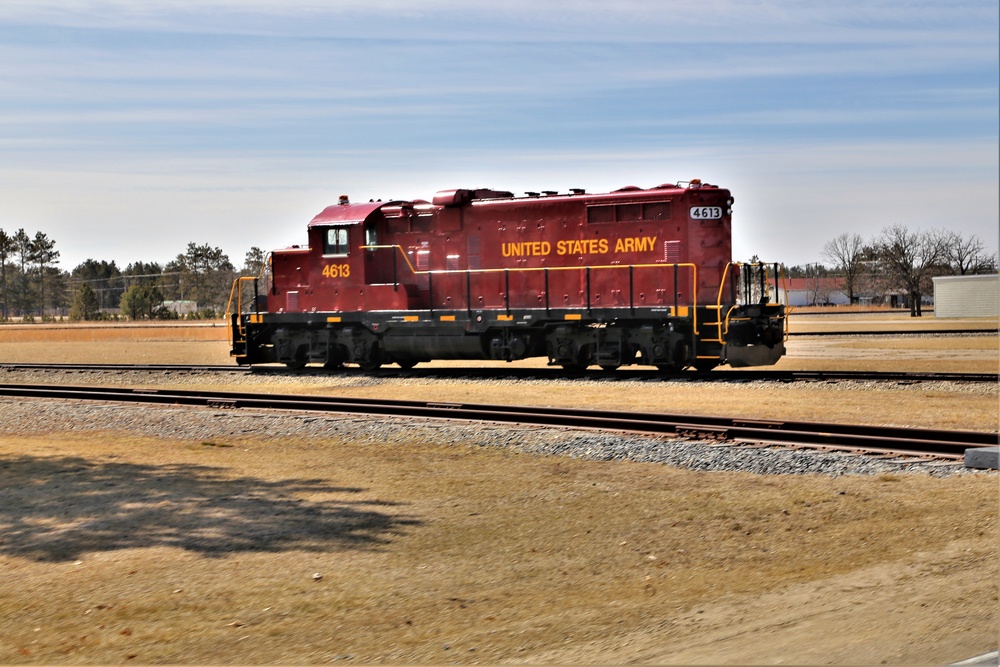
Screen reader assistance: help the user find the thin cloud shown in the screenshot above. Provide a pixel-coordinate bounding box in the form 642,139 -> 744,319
0,0 -> 995,269
4,1 -> 997,44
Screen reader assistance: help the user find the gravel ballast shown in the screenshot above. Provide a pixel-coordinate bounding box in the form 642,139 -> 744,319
0,397 -> 984,478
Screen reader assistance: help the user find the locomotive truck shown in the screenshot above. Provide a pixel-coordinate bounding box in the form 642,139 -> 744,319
228,180 -> 787,372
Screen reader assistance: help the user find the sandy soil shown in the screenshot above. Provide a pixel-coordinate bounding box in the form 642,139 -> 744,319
0,317 -> 997,665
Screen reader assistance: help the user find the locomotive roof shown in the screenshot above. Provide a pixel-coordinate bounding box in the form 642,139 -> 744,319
307,182 -> 725,227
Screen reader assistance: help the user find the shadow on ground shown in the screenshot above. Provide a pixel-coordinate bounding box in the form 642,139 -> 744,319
0,454 -> 421,562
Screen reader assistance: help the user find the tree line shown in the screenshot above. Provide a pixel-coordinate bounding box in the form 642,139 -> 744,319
1,223 -> 996,321
788,226 -> 996,316
0,226 -> 266,321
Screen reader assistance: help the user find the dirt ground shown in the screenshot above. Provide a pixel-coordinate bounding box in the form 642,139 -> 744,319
0,316 -> 997,665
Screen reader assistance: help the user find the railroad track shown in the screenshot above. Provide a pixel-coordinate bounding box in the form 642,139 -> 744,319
0,383 -> 994,463
0,363 -> 247,373
788,328 -> 998,336
0,363 -> 995,384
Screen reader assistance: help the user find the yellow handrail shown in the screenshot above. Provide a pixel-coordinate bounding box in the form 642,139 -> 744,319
225,277 -> 257,347
362,245 -> 697,276
362,244 -> 700,331
225,255 -> 270,348
715,262 -> 790,341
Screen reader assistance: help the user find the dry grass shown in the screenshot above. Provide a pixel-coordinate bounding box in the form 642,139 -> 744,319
0,318 -> 997,664
0,322 -> 229,342
0,323 -> 231,365
0,431 -> 995,665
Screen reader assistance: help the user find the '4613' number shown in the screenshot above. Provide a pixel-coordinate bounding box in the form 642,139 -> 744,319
690,206 -> 723,220
322,263 -> 350,278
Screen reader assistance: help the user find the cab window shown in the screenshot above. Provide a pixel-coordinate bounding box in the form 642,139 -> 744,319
323,227 -> 350,255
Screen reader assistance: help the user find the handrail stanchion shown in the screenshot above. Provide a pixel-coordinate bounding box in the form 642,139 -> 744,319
544,268 -> 550,314
729,262 -> 737,306
629,265 -> 634,314
466,270 -> 472,317
758,263 -> 765,303
673,264 -> 678,316
504,269 -> 510,315
773,262 -> 779,305
744,263 -> 751,306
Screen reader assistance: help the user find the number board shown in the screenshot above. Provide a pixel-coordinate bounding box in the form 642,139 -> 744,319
689,206 -> 723,220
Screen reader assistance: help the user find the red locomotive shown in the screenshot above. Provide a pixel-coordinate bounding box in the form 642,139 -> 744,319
229,180 -> 787,371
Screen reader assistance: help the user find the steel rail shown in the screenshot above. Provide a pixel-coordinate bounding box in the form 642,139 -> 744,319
0,363 -> 994,384
0,383 -> 994,460
788,328 -> 997,337
0,363 -> 248,373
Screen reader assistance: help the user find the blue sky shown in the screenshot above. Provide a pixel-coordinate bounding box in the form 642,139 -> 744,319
1,0 -> 997,270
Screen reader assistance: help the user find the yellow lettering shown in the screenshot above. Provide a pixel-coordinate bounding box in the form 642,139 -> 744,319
599,238 -> 608,254
613,236 -> 658,254
503,241 -> 553,257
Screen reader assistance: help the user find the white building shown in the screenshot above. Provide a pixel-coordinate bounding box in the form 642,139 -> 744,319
932,274 -> 999,318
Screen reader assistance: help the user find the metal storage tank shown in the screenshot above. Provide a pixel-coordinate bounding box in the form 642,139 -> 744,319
932,274 -> 1000,318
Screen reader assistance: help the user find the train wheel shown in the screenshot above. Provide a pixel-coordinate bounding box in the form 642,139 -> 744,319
599,364 -> 620,372
284,360 -> 307,370
396,359 -> 417,370
693,360 -> 718,373
561,361 -> 588,373
358,344 -> 383,372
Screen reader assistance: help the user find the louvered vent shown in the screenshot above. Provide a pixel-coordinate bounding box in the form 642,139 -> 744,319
664,240 -> 681,263
467,234 -> 482,270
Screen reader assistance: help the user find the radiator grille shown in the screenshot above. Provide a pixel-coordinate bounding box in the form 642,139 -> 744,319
588,201 -> 671,224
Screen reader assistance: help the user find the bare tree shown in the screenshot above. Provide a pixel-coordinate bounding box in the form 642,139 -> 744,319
822,233 -> 865,304
942,231 -> 994,275
874,225 -> 948,317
